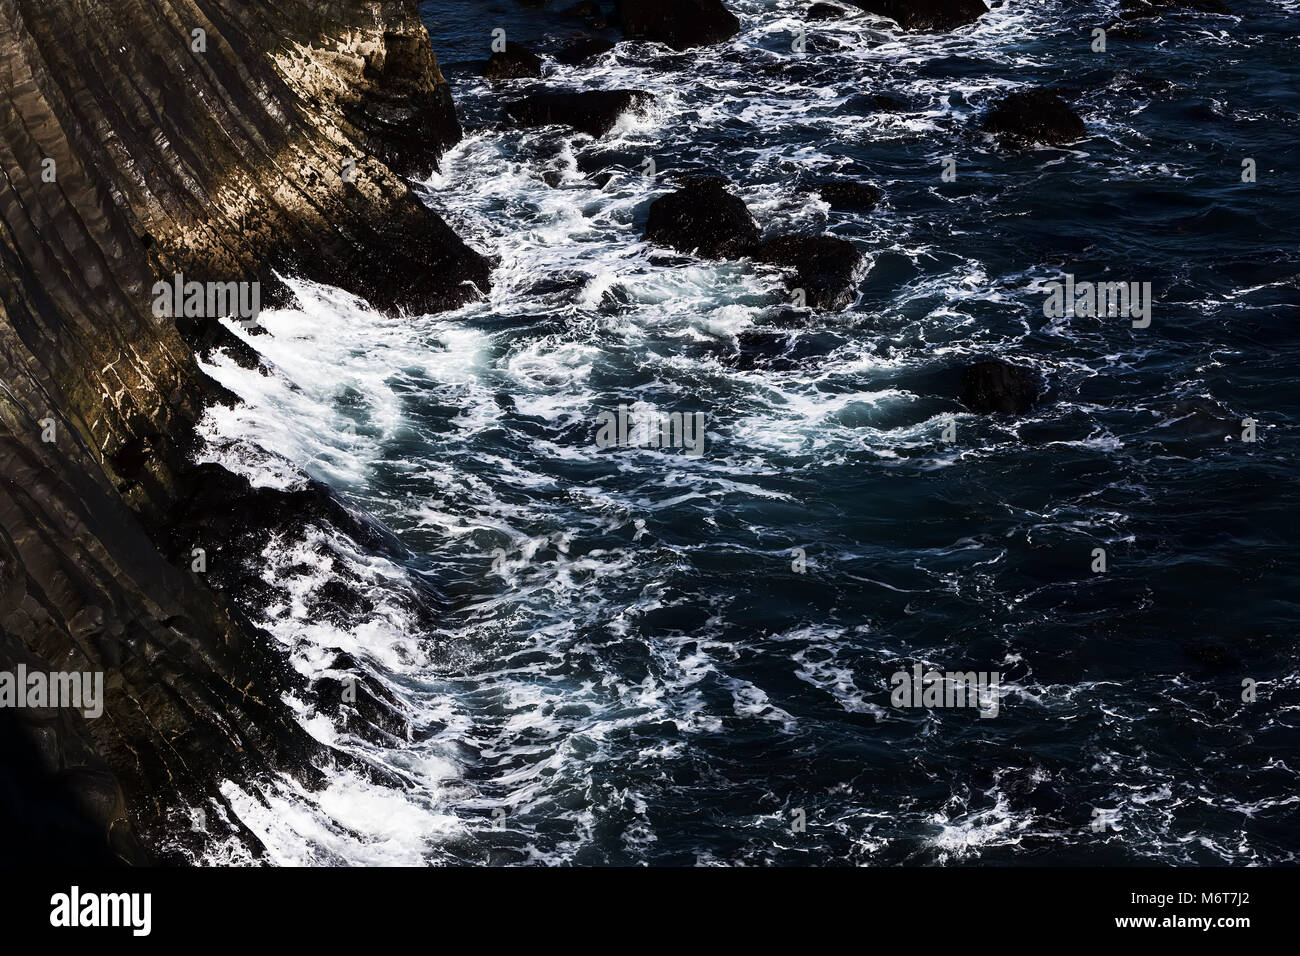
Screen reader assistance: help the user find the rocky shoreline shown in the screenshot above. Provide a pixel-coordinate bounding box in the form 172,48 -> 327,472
2,0 -> 1223,864
0,0 -> 487,864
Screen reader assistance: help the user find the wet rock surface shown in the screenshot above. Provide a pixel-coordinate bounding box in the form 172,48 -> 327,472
643,177 -> 762,259
808,3 -> 853,20
983,89 -> 1087,146
643,179 -> 864,309
556,37 -> 618,65
756,235 -> 865,311
507,89 -> 654,137
484,43 -> 544,79
812,180 -> 884,210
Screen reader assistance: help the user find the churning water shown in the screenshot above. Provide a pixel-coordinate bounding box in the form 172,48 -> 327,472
191,0 -> 1299,865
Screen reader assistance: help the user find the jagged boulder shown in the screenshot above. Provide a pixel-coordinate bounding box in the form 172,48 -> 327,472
960,361 -> 1043,414
643,177 -> 761,258
617,0 -> 741,50
756,236 -> 864,311
983,89 -> 1087,146
506,90 -> 653,137
850,0 -> 987,31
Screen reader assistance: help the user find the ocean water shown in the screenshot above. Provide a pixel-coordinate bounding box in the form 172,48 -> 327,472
190,0 -> 1299,865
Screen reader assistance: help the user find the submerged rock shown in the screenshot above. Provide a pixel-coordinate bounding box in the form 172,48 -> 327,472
563,1 -> 611,27
556,37 -> 618,65
506,89 -> 653,137
960,361 -> 1044,414
643,177 -> 761,258
643,180 -> 864,309
1185,639 -> 1241,670
1120,0 -> 1231,17
756,235 -> 865,311
843,92 -> 910,112
808,2 -> 852,18
813,180 -> 883,210
983,89 -> 1087,146
1149,396 -> 1238,450
850,0 -> 987,31
617,0 -> 741,50
484,43 -> 544,79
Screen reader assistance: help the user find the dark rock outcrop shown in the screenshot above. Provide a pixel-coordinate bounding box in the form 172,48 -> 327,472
643,178 -> 761,259
850,0 -> 988,31
484,43 -> 544,79
617,0 -> 741,50
960,361 -> 1043,415
310,652 -> 411,745
0,0 -> 487,863
756,236 -> 865,311
983,89 -> 1087,147
506,90 -> 653,137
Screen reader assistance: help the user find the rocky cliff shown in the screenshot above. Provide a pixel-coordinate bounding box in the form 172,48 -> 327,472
0,0 -> 486,863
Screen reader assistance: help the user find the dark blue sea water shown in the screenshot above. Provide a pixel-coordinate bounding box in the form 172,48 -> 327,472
192,0 -> 1299,864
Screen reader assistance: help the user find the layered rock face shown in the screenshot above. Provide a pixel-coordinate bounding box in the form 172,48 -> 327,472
0,0 -> 485,862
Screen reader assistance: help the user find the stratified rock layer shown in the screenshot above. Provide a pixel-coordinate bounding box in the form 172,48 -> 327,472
0,0 -> 487,862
